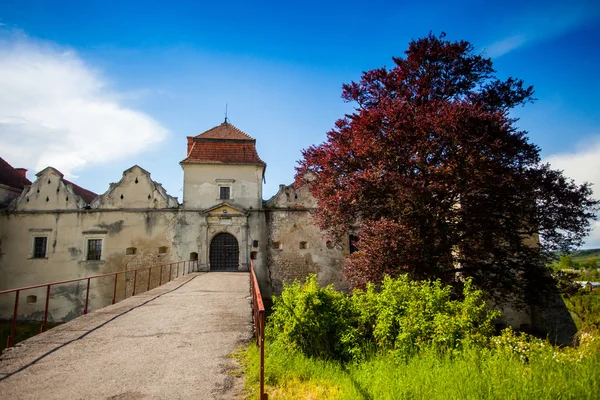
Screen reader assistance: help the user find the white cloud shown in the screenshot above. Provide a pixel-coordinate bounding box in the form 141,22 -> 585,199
0,35 -> 168,179
484,2 -> 600,57
546,135 -> 600,248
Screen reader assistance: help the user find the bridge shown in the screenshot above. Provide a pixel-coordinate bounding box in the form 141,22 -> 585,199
0,272 -> 258,399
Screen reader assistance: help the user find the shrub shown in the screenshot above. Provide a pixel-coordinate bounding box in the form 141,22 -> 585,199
266,275 -> 355,360
267,274 -> 500,362
352,275 -> 500,359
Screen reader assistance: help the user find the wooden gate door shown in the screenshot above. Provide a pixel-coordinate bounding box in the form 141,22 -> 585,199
209,233 -> 239,271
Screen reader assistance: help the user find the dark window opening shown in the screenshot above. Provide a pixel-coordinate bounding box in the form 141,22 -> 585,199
87,239 -> 102,260
190,252 -> 198,261
220,186 -> 230,200
299,241 -> 308,249
26,295 -> 37,304
33,237 -> 47,258
251,251 -> 258,260
349,235 -> 359,254
158,246 -> 168,254
272,241 -> 282,250
253,240 -> 259,248
126,247 -> 137,255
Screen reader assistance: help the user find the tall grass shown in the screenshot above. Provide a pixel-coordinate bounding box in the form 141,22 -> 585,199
242,336 -> 600,399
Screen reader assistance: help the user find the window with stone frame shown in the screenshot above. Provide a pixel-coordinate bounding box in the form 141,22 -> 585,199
220,186 -> 231,200
87,239 -> 103,261
33,237 -> 48,258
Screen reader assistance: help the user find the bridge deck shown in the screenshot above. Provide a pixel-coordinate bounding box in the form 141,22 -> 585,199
0,272 -> 252,399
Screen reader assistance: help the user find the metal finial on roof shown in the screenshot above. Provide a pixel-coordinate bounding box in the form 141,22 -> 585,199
224,103 -> 228,123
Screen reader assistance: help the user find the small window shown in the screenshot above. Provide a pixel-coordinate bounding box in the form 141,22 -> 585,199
219,186 -> 230,200
87,239 -> 102,260
349,235 -> 359,254
299,241 -> 308,250
26,295 -> 37,304
33,237 -> 48,258
272,241 -> 282,250
253,240 -> 259,248
126,247 -> 137,255
158,246 -> 168,254
326,240 -> 335,249
190,252 -> 198,261
250,251 -> 258,260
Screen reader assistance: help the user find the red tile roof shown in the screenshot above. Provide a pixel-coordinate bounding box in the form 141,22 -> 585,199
194,122 -> 255,140
64,179 -> 98,203
181,122 -> 266,166
0,157 -> 32,190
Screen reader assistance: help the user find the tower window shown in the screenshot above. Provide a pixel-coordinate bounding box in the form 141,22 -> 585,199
220,186 -> 230,200
299,241 -> 308,250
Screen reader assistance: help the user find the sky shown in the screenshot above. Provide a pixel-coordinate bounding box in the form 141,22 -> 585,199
1,0 -> 599,247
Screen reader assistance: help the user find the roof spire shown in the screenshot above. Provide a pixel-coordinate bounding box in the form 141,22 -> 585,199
224,103 -> 228,123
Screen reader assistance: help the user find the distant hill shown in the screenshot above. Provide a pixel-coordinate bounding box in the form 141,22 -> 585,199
570,249 -> 600,263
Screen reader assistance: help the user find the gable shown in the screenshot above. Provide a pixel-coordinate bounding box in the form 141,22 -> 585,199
12,167 -> 91,211
207,204 -> 243,215
91,165 -> 178,209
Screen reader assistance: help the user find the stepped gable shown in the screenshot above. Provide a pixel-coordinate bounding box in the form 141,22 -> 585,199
181,122 -> 266,166
0,157 -> 32,189
33,167 -> 98,204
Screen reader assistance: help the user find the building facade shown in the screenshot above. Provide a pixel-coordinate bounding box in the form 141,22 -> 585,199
0,122 -> 348,322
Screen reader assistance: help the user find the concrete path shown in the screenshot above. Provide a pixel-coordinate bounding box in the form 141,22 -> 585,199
0,272 -> 253,399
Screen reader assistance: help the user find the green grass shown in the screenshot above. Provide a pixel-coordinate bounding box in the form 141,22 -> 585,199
242,337 -> 600,399
0,321 -> 62,352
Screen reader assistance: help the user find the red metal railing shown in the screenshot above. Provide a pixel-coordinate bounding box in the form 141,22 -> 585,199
0,259 -> 198,349
249,260 -> 267,400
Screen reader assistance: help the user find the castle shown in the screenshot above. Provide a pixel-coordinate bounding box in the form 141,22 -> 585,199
0,121 -> 349,322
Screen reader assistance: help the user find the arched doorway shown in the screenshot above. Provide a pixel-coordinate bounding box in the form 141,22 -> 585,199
209,233 -> 239,271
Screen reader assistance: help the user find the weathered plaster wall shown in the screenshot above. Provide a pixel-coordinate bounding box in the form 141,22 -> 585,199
0,206 -> 271,321
0,210 -> 204,321
182,163 -> 264,210
0,184 -> 22,206
264,184 -> 347,295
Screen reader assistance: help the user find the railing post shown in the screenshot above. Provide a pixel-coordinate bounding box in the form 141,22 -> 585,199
169,264 -> 173,282
147,267 -> 152,292
260,310 -> 266,400
41,285 -> 51,333
159,265 -> 163,286
7,290 -> 20,348
176,262 -> 180,278
83,278 -> 91,314
112,273 -> 118,304
133,270 -> 138,296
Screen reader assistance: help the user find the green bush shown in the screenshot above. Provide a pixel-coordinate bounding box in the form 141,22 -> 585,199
352,275 -> 500,359
266,275 -> 354,360
565,290 -> 600,330
267,274 -> 500,362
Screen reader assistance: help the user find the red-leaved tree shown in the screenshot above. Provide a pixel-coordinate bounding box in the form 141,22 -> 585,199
295,33 -> 599,303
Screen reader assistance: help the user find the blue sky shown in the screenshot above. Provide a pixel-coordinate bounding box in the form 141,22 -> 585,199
1,0 -> 599,246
